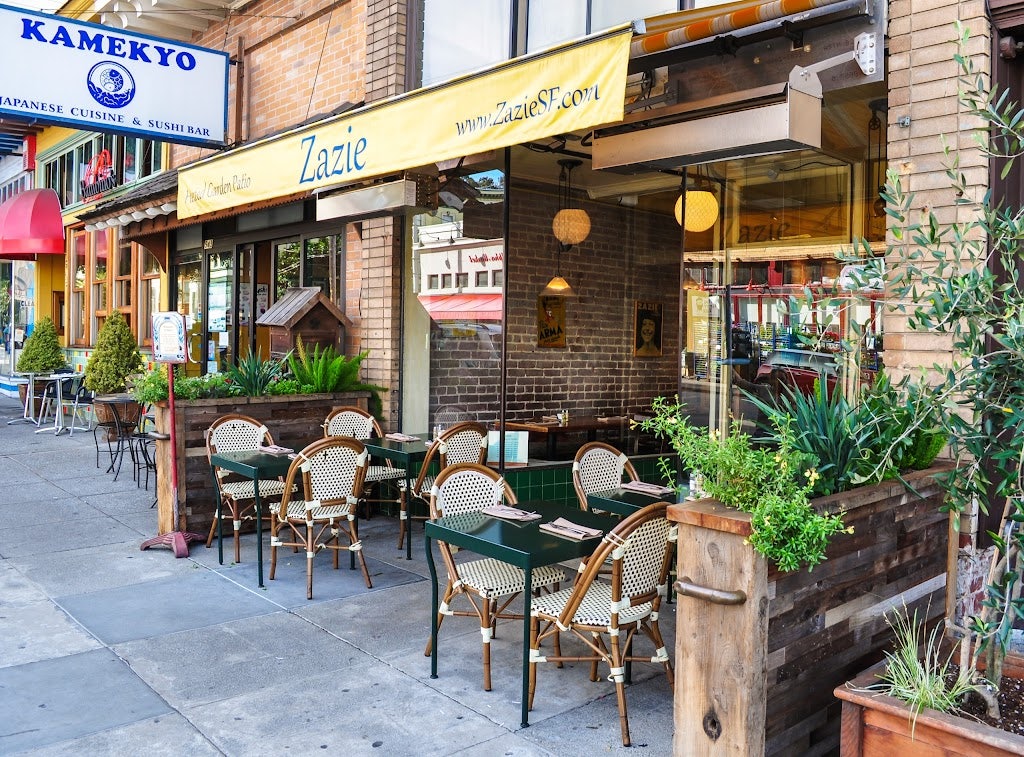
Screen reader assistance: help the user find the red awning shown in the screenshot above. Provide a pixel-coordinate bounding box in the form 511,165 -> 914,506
0,189 -> 65,259
418,293 -> 503,321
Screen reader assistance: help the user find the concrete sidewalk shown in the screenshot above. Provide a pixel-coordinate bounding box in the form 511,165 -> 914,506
0,395 -> 676,756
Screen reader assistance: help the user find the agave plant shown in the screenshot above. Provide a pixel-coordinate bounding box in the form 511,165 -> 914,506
225,349 -> 284,396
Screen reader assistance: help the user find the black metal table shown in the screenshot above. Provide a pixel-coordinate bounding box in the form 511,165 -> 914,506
586,485 -> 683,516
361,435 -> 430,560
425,500 -> 617,728
208,449 -> 293,587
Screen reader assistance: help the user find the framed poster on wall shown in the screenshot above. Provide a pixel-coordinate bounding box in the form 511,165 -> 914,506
537,295 -> 566,348
634,301 -> 663,357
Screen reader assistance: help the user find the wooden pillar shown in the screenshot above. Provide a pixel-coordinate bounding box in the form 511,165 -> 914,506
669,500 -> 768,756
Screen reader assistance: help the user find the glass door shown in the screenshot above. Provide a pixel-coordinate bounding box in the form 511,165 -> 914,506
206,250 -> 234,373
175,257 -> 203,376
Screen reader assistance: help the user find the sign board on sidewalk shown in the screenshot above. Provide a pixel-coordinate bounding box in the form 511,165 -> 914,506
152,311 -> 186,364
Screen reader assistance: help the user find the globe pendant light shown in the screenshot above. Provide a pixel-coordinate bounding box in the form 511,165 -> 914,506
674,166 -> 719,232
552,159 -> 590,246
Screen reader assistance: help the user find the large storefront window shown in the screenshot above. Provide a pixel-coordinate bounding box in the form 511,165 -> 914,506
273,235 -> 345,306
176,256 -> 203,375
407,169 -> 505,434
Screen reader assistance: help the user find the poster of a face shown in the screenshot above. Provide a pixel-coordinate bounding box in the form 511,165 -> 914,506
634,301 -> 663,357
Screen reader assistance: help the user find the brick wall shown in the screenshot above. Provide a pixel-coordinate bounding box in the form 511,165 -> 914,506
169,0 -> 368,168
884,0 -> 989,379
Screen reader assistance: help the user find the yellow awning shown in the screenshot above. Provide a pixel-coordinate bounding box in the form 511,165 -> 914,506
177,27 -> 632,219
632,0 -> 849,57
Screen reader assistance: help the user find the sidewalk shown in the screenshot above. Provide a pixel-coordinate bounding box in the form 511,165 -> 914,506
0,395 -> 675,756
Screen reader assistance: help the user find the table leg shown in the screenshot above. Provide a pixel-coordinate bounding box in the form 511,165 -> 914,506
521,566 -> 533,729
254,479 -> 264,588
7,373 -> 34,425
426,532 -> 439,680
405,469 -> 413,561
546,433 -> 556,459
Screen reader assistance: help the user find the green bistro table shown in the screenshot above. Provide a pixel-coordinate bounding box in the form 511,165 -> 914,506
208,449 -> 293,588
361,435 -> 430,560
425,500 -> 618,729
586,485 -> 685,516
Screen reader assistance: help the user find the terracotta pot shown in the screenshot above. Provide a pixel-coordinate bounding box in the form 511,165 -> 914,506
17,383 -> 44,417
835,662 -> 1024,756
93,398 -> 141,441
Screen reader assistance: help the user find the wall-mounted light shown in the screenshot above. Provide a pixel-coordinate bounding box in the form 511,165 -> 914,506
551,159 -> 590,247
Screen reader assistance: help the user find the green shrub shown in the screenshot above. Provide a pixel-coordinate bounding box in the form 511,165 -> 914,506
16,316 -> 66,373
640,396 -> 851,572
85,311 -> 143,394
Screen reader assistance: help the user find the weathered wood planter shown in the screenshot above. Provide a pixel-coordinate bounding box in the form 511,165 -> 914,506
835,662 -> 1024,756
151,392 -> 369,535
668,463 -> 953,755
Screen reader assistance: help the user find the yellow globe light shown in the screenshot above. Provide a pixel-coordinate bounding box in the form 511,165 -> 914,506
552,208 -> 591,246
674,190 -> 719,232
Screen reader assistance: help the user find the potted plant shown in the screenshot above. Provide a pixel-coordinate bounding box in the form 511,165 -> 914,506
84,311 -> 144,396
15,316 -> 67,413
833,25 -> 1024,751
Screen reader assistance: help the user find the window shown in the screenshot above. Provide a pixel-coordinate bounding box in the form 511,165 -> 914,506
114,239 -> 132,309
441,273 -> 452,289
41,134 -> 164,208
93,230 -> 110,321
492,270 -> 504,286
70,231 -> 87,345
528,0 -> 677,50
456,272 -> 469,288
475,271 -> 488,286
421,0 -> 511,85
428,274 -> 439,289
273,240 -> 301,300
273,234 -> 346,306
139,249 -> 161,345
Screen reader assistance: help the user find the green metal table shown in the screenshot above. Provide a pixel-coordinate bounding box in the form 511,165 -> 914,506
425,500 -> 617,728
586,485 -> 684,516
361,435 -> 430,560
208,449 -> 293,587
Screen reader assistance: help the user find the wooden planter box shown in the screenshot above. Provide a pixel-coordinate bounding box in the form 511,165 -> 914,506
151,391 -> 369,535
835,662 -> 1024,756
667,463 -> 953,756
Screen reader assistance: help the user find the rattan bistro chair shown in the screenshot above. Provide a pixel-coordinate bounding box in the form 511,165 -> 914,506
269,436 -> 371,599
424,463 -> 566,691
205,414 -> 295,564
323,406 -> 406,515
397,421 -> 488,551
528,502 -> 676,747
572,441 -> 640,512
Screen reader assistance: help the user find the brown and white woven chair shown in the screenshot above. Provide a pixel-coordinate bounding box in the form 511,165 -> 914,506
397,420 -> 488,551
323,406 -> 406,516
528,502 -> 675,747
424,462 -> 566,691
572,441 -> 640,512
268,436 -> 371,599
205,413 -> 295,563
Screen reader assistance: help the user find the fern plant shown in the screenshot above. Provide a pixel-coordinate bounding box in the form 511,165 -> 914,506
286,336 -> 386,414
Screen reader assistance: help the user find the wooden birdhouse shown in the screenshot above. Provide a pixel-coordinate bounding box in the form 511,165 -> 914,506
256,287 -> 353,358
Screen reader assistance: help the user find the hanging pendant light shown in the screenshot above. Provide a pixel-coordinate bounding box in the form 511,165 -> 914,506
674,166 -> 719,232
552,159 -> 590,246
541,274 -> 574,297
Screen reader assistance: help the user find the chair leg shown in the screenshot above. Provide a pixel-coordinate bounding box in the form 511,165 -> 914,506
608,635 -> 631,747
528,615 -> 540,711
305,521 -> 316,600
481,598 -> 493,692
268,516 -> 280,581
396,490 -> 407,549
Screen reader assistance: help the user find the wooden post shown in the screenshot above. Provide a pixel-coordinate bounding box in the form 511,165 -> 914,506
669,500 -> 768,756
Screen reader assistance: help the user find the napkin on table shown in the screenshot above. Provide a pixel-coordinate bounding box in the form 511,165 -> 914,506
258,444 -> 294,455
539,517 -> 603,540
481,504 -> 542,521
620,480 -> 675,496
385,432 -> 420,442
